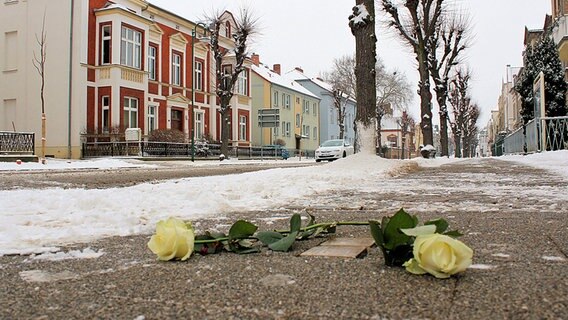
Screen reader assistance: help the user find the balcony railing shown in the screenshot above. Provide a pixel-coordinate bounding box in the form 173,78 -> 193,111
0,131 -> 35,154
121,68 -> 144,83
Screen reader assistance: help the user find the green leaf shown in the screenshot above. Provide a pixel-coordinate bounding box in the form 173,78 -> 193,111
257,231 -> 284,246
228,220 -> 258,241
369,220 -> 384,247
290,214 -> 302,233
400,225 -> 436,237
383,208 -> 417,250
443,230 -> 463,238
425,218 -> 449,234
268,231 -> 298,252
206,231 -> 226,239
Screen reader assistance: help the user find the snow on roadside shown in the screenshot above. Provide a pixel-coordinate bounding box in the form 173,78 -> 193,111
0,158 -> 155,171
0,154 -> 405,256
498,150 -> 568,178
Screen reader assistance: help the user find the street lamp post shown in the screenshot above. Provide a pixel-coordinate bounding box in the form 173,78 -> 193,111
190,22 -> 209,162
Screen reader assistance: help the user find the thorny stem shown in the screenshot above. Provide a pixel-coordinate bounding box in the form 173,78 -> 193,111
193,221 -> 372,244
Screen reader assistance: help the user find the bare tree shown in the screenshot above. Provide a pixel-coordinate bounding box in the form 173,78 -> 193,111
207,8 -> 258,157
325,54 -> 412,149
376,59 -> 413,149
448,68 -> 479,158
382,0 -> 446,151
396,110 -> 416,159
32,13 -> 47,164
428,14 -> 469,157
349,0 -> 377,153
324,55 -> 356,139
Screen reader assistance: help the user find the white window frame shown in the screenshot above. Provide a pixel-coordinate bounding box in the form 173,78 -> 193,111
273,91 -> 279,107
285,94 -> 291,109
239,115 -> 247,141
273,126 -> 279,136
313,102 -> 317,116
172,53 -> 181,86
147,104 -> 157,133
195,60 -> 203,91
102,96 -> 110,133
148,46 -> 156,80
303,100 -> 310,114
195,111 -> 204,140
313,127 -> 317,140
101,25 -> 111,65
237,70 -> 248,95
123,97 -> 138,129
120,26 -> 142,69
285,122 -> 291,137
296,113 -> 301,128
303,125 -> 310,138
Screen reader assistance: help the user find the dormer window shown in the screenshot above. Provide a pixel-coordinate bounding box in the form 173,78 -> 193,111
225,21 -> 231,38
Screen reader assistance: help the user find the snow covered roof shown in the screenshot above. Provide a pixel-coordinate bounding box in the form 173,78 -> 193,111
252,64 -> 320,99
381,116 -> 400,130
286,69 -> 356,103
95,3 -> 137,14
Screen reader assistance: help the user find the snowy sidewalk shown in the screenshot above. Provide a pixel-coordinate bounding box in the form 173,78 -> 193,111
0,157 -> 567,319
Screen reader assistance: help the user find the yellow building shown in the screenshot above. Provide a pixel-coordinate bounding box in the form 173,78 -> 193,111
250,55 -> 320,153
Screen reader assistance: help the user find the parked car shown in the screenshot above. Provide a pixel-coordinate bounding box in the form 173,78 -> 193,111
315,139 -> 354,162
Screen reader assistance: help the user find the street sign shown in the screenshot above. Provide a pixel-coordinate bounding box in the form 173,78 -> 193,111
258,108 -> 280,128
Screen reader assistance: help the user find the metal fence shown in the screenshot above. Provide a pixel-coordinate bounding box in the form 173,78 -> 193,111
502,116 -> 568,155
82,141 -> 311,160
0,131 -> 35,154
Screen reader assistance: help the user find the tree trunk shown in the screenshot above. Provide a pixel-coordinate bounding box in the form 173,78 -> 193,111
418,50 -> 434,147
454,134 -> 461,158
219,98 -> 231,158
350,0 -> 377,153
41,113 -> 46,164
437,98 -> 449,156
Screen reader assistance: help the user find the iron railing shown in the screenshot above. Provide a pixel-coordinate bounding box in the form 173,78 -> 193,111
0,131 -> 35,154
502,116 -> 568,155
82,141 -> 311,160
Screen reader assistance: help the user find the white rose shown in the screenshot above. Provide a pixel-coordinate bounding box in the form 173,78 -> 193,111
404,233 -> 473,279
147,218 -> 195,261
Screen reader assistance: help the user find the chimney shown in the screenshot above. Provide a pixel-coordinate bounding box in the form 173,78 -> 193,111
295,67 -> 304,73
273,64 -> 281,75
251,53 -> 260,66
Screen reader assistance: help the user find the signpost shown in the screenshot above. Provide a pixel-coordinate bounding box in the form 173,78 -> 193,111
258,109 -> 280,159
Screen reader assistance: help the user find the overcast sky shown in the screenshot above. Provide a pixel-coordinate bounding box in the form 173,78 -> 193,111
151,0 -> 551,126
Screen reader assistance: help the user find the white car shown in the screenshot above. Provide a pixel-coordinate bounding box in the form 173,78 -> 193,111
315,139 -> 355,162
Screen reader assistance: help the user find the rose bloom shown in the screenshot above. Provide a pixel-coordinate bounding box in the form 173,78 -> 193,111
147,218 -> 195,261
403,233 -> 473,279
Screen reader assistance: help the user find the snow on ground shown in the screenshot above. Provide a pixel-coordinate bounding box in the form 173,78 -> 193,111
0,151 -> 566,256
498,150 -> 568,178
0,154 -> 405,256
0,158 -> 155,171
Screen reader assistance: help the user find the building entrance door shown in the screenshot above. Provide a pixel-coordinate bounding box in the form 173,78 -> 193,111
171,109 -> 183,132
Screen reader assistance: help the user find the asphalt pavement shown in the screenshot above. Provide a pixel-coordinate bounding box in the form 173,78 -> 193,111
1,158 -> 566,319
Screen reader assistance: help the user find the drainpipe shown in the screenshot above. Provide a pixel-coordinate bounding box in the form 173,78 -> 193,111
67,0 -> 74,159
